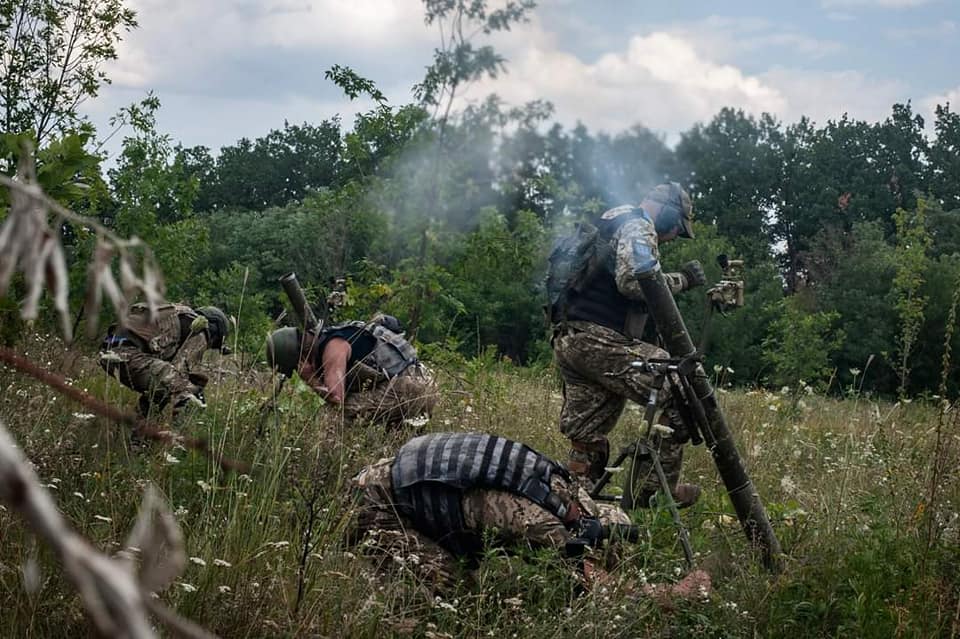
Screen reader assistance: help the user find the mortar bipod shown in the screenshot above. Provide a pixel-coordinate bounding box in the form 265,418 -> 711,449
589,355 -> 699,568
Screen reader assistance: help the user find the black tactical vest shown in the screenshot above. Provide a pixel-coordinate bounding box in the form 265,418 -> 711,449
319,321 -> 418,378
564,207 -> 648,333
391,433 -> 572,555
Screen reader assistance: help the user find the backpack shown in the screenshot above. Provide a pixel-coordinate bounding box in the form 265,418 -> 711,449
544,221 -> 612,323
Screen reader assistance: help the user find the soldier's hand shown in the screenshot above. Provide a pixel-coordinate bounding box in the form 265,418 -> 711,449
681,260 -> 706,290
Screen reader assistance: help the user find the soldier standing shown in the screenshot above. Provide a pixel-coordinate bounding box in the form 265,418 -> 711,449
548,183 -> 705,508
265,314 -> 437,427
99,303 -> 230,421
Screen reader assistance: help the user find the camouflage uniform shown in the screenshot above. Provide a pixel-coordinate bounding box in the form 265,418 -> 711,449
345,455 -> 630,592
341,361 -> 438,428
99,303 -> 208,419
553,207 -> 690,495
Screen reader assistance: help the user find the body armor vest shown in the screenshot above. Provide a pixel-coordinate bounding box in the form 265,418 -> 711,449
325,321 -> 418,378
367,324 -> 418,377
564,208 -> 648,334
116,303 -> 197,360
391,433 -> 572,555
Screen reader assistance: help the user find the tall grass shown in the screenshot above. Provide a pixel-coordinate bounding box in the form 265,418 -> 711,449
0,341 -> 957,638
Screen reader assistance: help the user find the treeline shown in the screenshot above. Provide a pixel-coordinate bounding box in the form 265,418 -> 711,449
3,93 -> 959,398
2,1 -> 958,398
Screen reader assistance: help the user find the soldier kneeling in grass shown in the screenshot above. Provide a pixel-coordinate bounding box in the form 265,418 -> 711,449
98,302 -> 230,423
265,314 -> 437,428
344,431 -> 711,600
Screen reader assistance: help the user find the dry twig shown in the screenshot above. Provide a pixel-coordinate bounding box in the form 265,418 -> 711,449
0,421 -> 218,638
0,347 -> 251,474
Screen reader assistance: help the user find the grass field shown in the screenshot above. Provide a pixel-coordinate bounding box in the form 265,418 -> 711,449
1,340 -> 958,638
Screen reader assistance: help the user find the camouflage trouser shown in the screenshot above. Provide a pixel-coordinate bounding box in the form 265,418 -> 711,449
342,363 -> 438,428
553,321 -> 685,496
344,460 -> 585,592
99,345 -> 201,419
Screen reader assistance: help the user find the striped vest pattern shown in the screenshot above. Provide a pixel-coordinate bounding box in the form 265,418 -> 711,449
391,433 -> 571,555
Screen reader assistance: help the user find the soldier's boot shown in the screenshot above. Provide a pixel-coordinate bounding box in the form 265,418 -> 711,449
631,483 -> 702,509
567,439 -> 610,487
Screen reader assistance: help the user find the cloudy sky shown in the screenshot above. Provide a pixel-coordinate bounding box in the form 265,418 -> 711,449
80,0 -> 960,156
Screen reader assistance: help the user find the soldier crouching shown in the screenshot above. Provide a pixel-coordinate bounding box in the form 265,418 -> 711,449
98,302 -> 230,423
266,314 -> 438,428
342,432 -> 634,593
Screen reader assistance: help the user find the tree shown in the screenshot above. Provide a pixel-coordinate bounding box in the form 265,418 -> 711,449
762,298 -> 845,389
0,0 -> 137,148
107,96 -> 207,299
927,103 -> 960,211
675,108 -> 779,264
892,201 -> 932,396
187,120 -> 346,212
805,221 -> 899,393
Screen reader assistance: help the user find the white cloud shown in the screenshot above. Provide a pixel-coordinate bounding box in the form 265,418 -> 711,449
923,86 -> 960,111
759,67 -> 907,124
101,0 -> 430,89
462,20 -> 903,137
250,0 -> 431,50
668,16 -> 845,62
81,0 -> 938,154
885,20 -> 957,40
821,0 -> 932,8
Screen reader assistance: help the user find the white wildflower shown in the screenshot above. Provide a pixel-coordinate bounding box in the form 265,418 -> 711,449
218,585 -> 231,594
164,453 -> 180,464
71,412 -> 95,421
436,600 -> 458,613
189,557 -> 207,567
780,476 -> 796,492
403,415 -> 430,428
213,559 -> 232,567
196,480 -> 212,493
93,515 -> 112,523
179,582 -> 197,593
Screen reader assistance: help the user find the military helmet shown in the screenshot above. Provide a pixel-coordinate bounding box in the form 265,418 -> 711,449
196,306 -> 230,349
370,313 -> 404,334
266,327 -> 302,376
645,182 -> 694,239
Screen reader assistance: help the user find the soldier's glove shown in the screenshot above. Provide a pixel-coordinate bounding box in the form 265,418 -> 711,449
564,517 -> 604,558
681,260 -> 706,291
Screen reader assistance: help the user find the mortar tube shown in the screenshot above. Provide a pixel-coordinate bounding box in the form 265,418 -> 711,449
279,272 -> 319,331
